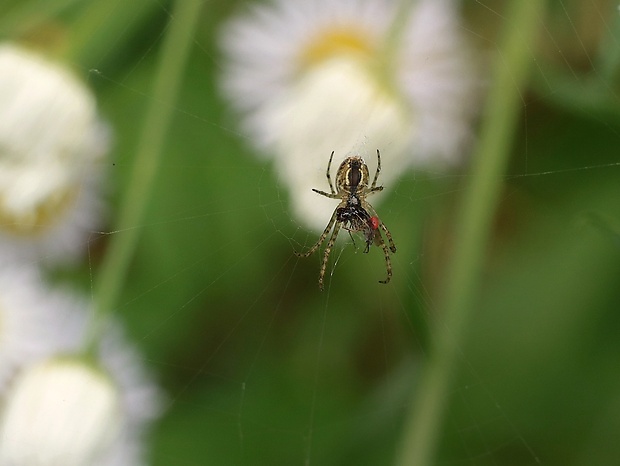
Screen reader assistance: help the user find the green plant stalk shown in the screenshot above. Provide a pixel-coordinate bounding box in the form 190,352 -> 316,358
395,2 -> 548,466
85,0 -> 203,351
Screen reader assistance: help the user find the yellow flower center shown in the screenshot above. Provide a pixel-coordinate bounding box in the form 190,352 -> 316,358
0,187 -> 77,236
299,28 -> 374,69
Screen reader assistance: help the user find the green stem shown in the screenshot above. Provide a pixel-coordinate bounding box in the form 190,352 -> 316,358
395,2 -> 548,465
85,0 -> 203,351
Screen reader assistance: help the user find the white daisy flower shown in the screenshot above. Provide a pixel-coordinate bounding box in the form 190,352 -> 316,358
220,0 -> 478,229
0,43 -> 109,264
0,357 -> 122,466
0,266 -> 161,465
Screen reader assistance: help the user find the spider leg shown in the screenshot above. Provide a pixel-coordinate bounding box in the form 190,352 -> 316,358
347,229 -> 357,250
294,208 -> 338,258
326,150 -> 336,194
362,205 -> 394,284
312,188 -> 341,199
368,186 -> 383,196
379,223 -> 396,253
377,236 -> 393,284
365,202 -> 396,253
370,149 -> 381,190
365,207 -> 394,284
318,221 -> 342,290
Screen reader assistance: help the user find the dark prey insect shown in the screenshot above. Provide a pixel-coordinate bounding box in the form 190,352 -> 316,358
295,150 -> 396,290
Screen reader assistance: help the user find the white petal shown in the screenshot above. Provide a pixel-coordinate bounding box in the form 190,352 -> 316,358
0,43 -> 110,264
0,358 -> 122,466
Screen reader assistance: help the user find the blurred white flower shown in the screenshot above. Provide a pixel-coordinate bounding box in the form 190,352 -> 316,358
0,265 -> 72,391
0,265 -> 161,465
220,0 -> 478,229
0,43 -> 109,264
0,358 -> 121,466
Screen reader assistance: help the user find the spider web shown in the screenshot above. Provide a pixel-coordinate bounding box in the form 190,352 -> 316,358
5,0 -> 620,465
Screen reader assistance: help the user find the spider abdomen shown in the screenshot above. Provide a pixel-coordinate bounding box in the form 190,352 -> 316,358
336,156 -> 370,194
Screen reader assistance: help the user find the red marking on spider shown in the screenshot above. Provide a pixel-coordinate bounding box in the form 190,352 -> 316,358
369,216 -> 380,230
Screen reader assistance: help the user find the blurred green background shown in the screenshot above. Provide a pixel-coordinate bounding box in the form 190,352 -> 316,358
3,0 -> 620,464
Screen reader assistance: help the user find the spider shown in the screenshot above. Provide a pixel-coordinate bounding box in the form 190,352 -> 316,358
295,150 -> 396,290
